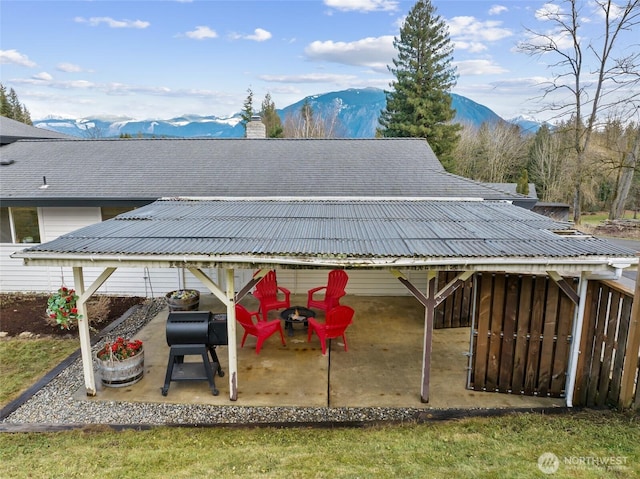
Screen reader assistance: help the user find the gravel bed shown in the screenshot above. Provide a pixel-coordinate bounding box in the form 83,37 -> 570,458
2,299 -> 423,427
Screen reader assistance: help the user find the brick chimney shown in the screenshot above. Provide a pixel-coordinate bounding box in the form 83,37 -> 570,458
245,115 -> 266,139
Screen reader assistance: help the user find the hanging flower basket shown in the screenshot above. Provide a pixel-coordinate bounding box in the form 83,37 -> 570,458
46,286 -> 82,329
165,289 -> 200,311
96,337 -> 144,388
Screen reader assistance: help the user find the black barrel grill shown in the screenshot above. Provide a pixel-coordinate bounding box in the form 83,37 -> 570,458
162,311 -> 227,396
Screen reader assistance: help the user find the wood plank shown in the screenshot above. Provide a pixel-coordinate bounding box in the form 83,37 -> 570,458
472,273 -> 493,391
451,273 -> 462,328
460,276 -> 472,327
498,275 -> 519,393
597,290 -> 622,407
524,276 -> 546,395
550,282 -> 576,396
619,273 -> 640,409
574,281 -> 599,406
587,284 -> 611,405
486,274 -> 505,392
609,296 -> 633,404
538,282 -> 560,396
511,275 -> 532,394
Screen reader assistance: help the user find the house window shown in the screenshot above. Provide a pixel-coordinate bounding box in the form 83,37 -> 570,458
0,207 -> 41,243
101,206 -> 135,221
0,208 -> 12,243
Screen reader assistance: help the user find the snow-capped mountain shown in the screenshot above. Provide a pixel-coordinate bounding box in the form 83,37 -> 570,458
33,88 -> 545,139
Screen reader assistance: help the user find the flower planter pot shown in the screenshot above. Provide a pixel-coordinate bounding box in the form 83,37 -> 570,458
166,290 -> 200,311
98,348 -> 145,387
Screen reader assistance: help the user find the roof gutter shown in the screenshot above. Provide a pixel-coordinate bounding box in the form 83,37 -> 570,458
11,251 -> 638,273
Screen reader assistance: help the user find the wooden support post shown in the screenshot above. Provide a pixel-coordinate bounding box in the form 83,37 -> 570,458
619,273 -> 640,409
72,267 -> 96,396
226,268 -> 238,401
421,271 -> 437,403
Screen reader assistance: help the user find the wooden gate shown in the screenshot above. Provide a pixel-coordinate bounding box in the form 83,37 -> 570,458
469,273 -> 577,397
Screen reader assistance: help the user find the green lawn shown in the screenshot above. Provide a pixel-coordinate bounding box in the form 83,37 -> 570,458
0,338 -> 78,407
581,210 -> 638,225
1,338 -> 638,478
0,411 -> 638,478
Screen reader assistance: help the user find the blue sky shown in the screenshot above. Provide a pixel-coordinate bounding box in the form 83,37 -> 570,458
0,0 -> 632,122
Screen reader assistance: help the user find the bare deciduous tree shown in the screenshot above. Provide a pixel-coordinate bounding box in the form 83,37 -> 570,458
451,121 -> 528,184
283,98 -> 344,138
518,0 -> 640,223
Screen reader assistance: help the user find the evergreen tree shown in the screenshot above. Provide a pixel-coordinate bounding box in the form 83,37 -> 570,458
260,93 -> 283,138
0,83 -> 33,125
240,87 -> 254,133
516,169 -> 530,196
377,0 -> 460,169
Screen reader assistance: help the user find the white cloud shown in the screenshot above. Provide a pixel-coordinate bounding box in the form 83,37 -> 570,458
323,0 -> 399,12
33,72 -> 53,81
489,5 -> 508,16
57,62 -> 82,73
74,16 -> 150,29
447,16 -> 512,42
535,3 -> 563,21
519,28 -> 576,52
229,28 -> 272,42
454,59 -> 508,75
259,73 -> 359,84
0,49 -> 36,67
185,26 -> 218,40
454,41 -> 488,53
305,36 -> 394,72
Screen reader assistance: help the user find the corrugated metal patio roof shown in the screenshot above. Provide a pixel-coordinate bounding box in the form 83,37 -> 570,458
14,198 -> 638,274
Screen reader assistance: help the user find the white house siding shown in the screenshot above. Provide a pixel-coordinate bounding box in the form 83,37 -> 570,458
39,207 -> 102,242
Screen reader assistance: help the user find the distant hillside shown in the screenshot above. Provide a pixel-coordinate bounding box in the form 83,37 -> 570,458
34,88 -> 541,139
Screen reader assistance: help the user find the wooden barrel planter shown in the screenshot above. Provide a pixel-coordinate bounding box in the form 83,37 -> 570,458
165,290 -> 200,311
98,349 -> 145,388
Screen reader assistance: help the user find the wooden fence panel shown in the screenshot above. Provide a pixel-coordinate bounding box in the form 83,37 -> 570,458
486,274 -> 505,391
574,280 -> 638,409
467,273 -> 636,406
511,276 -> 533,394
498,275 -> 519,393
524,277 -> 547,395
550,294 -> 574,396
609,298 -> 633,403
472,273 -> 493,391
538,283 -> 560,397
471,273 -> 576,398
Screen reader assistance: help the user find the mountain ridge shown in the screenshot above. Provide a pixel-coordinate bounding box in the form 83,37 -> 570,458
33,88 -> 543,139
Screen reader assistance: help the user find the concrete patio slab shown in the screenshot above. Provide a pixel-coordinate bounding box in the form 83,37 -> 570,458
80,294 -> 564,411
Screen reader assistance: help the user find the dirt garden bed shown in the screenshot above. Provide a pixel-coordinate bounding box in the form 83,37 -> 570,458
0,293 -> 146,338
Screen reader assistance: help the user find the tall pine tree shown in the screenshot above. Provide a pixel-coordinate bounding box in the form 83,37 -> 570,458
240,87 -> 255,134
260,93 -> 283,138
0,83 -> 32,125
377,0 -> 460,170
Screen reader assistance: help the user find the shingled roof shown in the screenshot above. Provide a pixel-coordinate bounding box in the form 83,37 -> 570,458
0,116 -> 73,145
0,137 -> 533,207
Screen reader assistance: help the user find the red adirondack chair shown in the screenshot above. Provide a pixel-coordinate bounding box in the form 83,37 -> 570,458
235,304 -> 286,354
307,269 -> 349,313
307,305 -> 354,354
253,270 -> 291,321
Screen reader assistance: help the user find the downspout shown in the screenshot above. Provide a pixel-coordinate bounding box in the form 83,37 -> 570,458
564,271 -> 589,407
